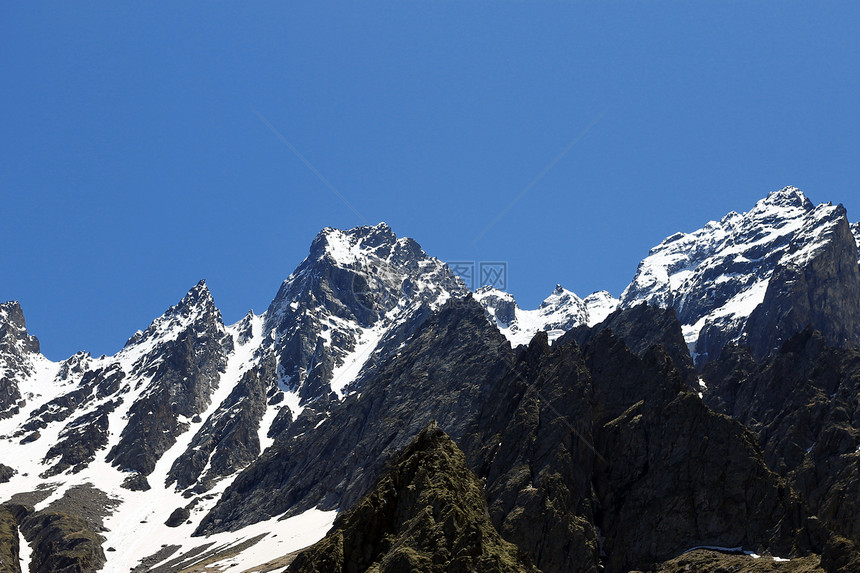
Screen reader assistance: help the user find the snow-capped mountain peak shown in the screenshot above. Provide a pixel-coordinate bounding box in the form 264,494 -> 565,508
123,279 -> 221,351
475,284 -> 619,347
620,186 -> 857,365
253,223 -> 470,405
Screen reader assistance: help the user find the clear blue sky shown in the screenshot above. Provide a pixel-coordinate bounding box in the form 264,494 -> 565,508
3,2 -> 859,361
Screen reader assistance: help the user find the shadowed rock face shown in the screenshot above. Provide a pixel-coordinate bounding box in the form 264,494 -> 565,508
287,423 -> 539,573
0,301 -> 41,419
562,303 -> 699,388
458,332 -> 602,573
704,329 -> 860,547
744,205 -> 860,361
459,326 -> 821,573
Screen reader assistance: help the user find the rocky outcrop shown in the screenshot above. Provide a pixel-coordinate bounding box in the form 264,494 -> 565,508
166,366 -> 270,492
19,511 -> 105,573
0,464 -> 15,484
106,281 -> 233,477
743,205 -> 860,360
1,486 -> 114,573
287,423 -> 538,573
0,301 -> 42,419
42,399 -> 120,477
459,332 -> 602,573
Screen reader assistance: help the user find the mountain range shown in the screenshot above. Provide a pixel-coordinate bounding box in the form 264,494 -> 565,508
1,186 -> 859,572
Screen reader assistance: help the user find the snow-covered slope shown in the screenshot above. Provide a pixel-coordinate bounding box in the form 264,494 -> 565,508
475,285 -> 619,347
620,186 -> 858,364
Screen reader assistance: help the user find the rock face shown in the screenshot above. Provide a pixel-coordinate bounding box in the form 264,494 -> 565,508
0,301 -> 42,419
620,187 -> 860,365
704,329 -> 860,548
562,303 -> 699,388
106,281 -> 233,477
743,205 -> 860,360
196,296 -> 512,535
20,510 -> 105,573
0,464 -> 15,484
459,322 -> 821,573
2,487 -> 114,573
287,422 -> 538,573
166,366 -> 270,492
459,332 -> 602,573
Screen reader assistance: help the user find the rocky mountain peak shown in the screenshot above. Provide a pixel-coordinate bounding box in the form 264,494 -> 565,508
123,279 -> 222,350
475,285 -> 620,347
310,222 -> 398,264
0,301 -> 40,357
756,185 -> 814,212
619,186 -> 857,365
258,223 -> 469,406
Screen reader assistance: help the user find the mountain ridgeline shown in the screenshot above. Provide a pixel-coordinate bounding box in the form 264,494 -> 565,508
1,187 -> 860,572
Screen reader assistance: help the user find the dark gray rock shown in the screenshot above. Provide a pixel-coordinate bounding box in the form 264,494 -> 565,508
562,302 -> 699,388
704,328 -> 860,546
121,473 -> 151,492
164,507 -> 191,528
0,463 -> 16,484
41,399 -> 121,478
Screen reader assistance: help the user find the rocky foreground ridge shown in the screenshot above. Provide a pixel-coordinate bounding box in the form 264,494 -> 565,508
0,186 -> 859,571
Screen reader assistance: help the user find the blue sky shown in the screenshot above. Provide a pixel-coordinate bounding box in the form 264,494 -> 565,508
3,2 -> 859,360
